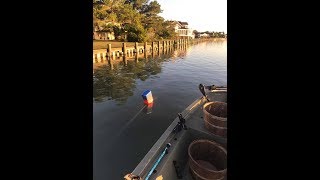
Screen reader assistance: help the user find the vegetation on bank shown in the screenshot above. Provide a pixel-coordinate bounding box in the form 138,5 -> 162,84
93,0 -> 177,42
193,30 -> 226,38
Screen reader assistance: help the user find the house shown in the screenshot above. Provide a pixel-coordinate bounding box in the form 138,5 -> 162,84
93,25 -> 115,40
170,21 -> 195,39
199,33 -> 210,38
93,31 -> 115,40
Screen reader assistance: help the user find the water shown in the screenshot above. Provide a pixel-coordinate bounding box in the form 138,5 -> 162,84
93,40 -> 227,180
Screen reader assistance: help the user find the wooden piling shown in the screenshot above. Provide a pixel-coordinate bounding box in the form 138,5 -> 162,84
102,52 -> 106,60
151,43 -> 155,58
112,52 -> 115,60
122,43 -> 126,56
135,42 -> 138,53
162,41 -> 165,53
144,42 -> 147,53
135,53 -> 138,63
144,48 -> 147,60
107,44 -> 112,58
108,53 -> 114,70
100,53 -> 103,62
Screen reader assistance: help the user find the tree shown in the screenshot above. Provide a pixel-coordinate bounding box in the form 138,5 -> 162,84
125,0 -> 148,11
93,0 -> 125,21
139,1 -> 172,41
155,20 -> 177,39
141,0 -> 162,16
123,23 -> 147,42
116,3 -> 141,24
93,0 -> 177,42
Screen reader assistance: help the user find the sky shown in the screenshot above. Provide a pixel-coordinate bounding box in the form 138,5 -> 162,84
156,0 -> 227,33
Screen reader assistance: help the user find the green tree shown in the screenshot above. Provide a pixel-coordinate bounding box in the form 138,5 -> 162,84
141,0 -> 162,16
125,0 -> 148,11
112,25 -> 122,37
155,20 -> 176,39
93,0 -> 177,42
140,1 -> 171,41
123,23 -> 147,42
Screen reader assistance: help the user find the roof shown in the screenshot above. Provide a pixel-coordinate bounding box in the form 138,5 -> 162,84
178,21 -> 188,25
168,20 -> 189,26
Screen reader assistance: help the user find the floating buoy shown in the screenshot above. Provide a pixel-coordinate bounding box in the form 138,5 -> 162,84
142,90 -> 154,104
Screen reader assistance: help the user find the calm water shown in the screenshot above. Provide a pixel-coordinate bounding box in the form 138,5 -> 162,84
93,40 -> 227,180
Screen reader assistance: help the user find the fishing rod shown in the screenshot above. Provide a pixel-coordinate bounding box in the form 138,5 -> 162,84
124,112 -> 186,180
142,113 -> 187,180
145,143 -> 171,180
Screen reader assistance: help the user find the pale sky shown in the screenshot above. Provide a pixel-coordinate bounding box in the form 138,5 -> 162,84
157,0 -> 227,32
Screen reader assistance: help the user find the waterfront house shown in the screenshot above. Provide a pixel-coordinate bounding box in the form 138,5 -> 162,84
169,21 -> 195,39
93,25 -> 115,40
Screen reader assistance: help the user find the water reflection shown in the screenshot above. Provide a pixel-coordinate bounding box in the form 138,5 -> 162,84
123,55 -> 127,66
145,103 -> 153,114
93,45 -> 187,104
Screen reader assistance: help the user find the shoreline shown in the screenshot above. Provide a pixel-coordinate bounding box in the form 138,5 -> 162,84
93,38 -> 226,63
93,38 -> 226,50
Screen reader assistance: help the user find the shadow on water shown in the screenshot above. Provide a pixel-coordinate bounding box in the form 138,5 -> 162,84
93,45 -> 188,104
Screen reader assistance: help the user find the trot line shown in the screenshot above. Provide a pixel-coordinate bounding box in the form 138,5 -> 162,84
113,97 -> 158,139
